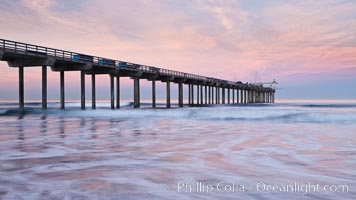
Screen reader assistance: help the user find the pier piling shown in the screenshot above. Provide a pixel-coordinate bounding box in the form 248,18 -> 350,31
166,81 -> 171,108
116,77 -> 120,109
178,82 -> 183,107
134,77 -> 140,108
19,66 -> 24,109
80,71 -> 85,110
42,66 -> 47,109
60,71 -> 65,110
205,85 -> 207,104
200,85 -> 203,104
192,84 -> 195,105
152,80 -> 156,108
91,74 -> 96,109
110,75 -> 114,109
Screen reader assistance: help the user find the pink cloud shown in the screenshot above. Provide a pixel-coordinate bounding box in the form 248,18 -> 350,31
0,0 -> 355,99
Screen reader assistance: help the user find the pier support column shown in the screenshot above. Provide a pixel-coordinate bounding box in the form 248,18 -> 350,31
222,88 -> 225,104
215,87 -> 218,104
228,88 -> 230,104
134,77 -> 140,108
236,89 -> 239,103
239,89 -> 242,104
208,86 -> 211,104
265,92 -> 268,103
110,75 -> 114,109
178,82 -> 183,107
246,90 -> 250,103
42,66 -> 47,110
273,92 -> 275,103
205,85 -> 207,104
200,85 -> 203,104
218,87 -> 220,104
258,92 -> 260,103
188,84 -> 191,105
259,92 -> 261,103
80,71 -> 85,110
232,89 -> 235,104
249,91 -> 251,103
191,84 -> 194,105
116,77 -> 120,109
196,85 -> 199,104
19,66 -> 24,109
60,71 -> 65,110
244,90 -> 247,103
152,80 -> 156,108
212,86 -> 214,104
250,91 -> 253,103
166,82 -> 171,108
269,92 -> 271,103
91,74 -> 96,109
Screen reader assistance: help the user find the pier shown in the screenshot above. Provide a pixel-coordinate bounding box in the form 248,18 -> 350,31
0,39 -> 275,109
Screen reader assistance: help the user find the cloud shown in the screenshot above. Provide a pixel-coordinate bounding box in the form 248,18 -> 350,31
0,0 -> 355,99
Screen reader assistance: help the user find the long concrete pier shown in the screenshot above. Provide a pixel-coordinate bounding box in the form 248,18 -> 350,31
0,39 -> 275,109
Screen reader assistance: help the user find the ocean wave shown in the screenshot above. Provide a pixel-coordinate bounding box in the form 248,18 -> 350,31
1,102 -> 356,124
299,104 -> 356,108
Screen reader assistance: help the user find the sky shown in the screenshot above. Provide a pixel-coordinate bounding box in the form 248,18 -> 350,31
0,0 -> 355,100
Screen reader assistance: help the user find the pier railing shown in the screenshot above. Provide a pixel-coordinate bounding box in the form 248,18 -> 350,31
1,39 -> 209,81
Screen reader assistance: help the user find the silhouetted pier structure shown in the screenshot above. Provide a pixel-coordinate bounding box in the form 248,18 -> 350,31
0,39 -> 275,110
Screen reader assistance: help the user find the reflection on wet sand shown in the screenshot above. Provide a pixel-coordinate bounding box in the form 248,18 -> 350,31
0,103 -> 355,199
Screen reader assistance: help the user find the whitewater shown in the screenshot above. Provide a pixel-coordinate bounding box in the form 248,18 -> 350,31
0,101 -> 355,199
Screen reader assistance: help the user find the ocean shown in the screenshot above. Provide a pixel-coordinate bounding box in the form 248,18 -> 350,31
0,100 -> 355,200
